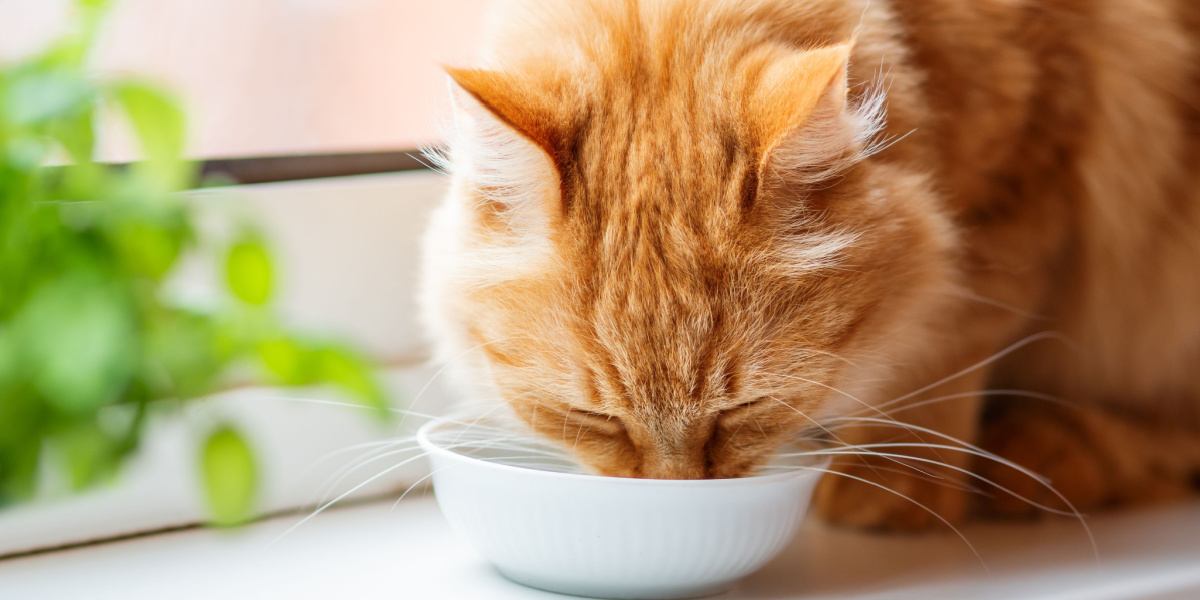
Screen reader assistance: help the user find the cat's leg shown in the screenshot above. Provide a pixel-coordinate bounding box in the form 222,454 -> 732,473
976,399 -> 1200,518
812,369 -> 988,531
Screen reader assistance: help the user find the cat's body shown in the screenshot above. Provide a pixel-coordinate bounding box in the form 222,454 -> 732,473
421,0 -> 1200,529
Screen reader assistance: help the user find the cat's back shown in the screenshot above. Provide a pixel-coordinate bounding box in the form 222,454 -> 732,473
885,0 -> 1200,414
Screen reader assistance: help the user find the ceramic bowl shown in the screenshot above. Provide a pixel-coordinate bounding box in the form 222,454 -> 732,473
418,418 -> 824,599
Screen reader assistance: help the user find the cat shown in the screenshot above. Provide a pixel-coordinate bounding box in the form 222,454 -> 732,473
418,0 -> 1200,530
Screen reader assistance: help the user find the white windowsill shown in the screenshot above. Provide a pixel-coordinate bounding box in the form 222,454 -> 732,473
3,493 -> 1199,599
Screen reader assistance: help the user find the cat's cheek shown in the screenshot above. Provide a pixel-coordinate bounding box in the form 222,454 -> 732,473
570,434 -> 641,478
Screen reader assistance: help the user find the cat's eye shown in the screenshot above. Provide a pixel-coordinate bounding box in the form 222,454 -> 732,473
720,397 -> 768,417
561,406 -> 624,432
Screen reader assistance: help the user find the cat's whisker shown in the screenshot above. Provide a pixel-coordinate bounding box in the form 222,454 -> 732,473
275,396 -> 544,445
404,334 -> 537,423
943,287 -> 1049,321
819,418 -> 1050,483
311,437 -> 415,465
273,453 -> 427,545
879,331 -> 1074,410
800,347 -> 862,368
449,403 -> 508,445
790,464 -> 989,570
759,373 -> 936,451
316,428 -> 564,502
758,463 -> 983,495
818,415 -> 1099,560
317,441 -> 424,503
772,446 -> 1077,517
391,469 -> 440,511
281,431 -> 579,542
768,396 -> 946,482
571,419 -> 587,454
387,451 -> 591,512
875,388 -> 1080,415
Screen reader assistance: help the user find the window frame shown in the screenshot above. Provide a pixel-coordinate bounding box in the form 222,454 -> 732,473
0,154 -> 455,558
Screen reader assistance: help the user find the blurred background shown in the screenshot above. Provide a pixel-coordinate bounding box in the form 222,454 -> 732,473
0,0 -> 495,557
1,0 -> 488,159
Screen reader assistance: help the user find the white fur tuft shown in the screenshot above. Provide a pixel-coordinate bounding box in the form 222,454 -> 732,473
771,229 -> 862,275
767,79 -> 889,187
443,80 -> 558,236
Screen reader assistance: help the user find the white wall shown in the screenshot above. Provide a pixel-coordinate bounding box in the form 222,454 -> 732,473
0,0 -> 490,159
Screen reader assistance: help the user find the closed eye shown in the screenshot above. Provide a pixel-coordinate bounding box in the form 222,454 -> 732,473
724,397 -> 766,412
561,406 -> 625,433
718,397 -> 769,420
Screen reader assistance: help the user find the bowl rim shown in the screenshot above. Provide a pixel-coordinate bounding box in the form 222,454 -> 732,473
417,418 -> 828,488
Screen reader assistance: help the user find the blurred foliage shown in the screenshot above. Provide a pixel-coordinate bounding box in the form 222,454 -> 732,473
201,425 -> 259,527
0,0 -> 390,524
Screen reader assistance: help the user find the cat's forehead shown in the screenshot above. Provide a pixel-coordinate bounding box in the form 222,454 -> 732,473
560,99 -> 754,230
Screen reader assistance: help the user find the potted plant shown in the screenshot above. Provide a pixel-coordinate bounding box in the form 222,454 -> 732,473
0,0 -> 389,526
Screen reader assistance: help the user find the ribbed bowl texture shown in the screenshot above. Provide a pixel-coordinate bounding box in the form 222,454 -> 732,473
418,419 -> 824,599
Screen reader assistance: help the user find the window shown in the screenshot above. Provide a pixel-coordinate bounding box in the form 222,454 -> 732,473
0,0 -> 479,555
2,0 -> 489,159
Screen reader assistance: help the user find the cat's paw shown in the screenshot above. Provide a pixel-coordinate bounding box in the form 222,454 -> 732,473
974,405 -> 1112,518
811,455 -> 970,532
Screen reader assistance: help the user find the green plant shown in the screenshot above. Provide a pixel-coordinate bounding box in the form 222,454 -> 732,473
0,0 -> 389,526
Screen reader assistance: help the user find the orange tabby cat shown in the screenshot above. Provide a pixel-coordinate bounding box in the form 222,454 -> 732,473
419,0 -> 1200,530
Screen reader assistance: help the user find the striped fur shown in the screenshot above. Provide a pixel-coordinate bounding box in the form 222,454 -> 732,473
419,0 -> 1200,529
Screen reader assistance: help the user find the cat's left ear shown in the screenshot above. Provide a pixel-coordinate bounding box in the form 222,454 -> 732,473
749,41 -> 880,187
443,67 -> 565,229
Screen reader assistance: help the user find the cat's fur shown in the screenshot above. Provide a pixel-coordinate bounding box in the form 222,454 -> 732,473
420,0 -> 1200,530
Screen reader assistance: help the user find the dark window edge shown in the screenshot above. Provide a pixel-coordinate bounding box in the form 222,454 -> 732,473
198,149 -> 437,185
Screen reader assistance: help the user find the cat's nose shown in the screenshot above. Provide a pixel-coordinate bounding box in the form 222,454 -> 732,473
625,416 -> 716,479
638,450 -> 707,479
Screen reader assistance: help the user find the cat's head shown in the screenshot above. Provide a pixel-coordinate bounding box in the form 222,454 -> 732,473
420,11 -> 955,479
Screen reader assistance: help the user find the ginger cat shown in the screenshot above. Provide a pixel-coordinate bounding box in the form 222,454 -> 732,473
419,0 -> 1200,530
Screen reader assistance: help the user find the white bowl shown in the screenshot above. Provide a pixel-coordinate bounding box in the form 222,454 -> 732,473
418,419 -> 824,599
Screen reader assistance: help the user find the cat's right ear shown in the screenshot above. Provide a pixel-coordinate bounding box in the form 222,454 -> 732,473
748,42 -> 884,189
443,67 -> 564,231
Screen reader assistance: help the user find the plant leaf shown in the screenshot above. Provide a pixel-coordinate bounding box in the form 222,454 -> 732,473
109,80 -> 189,190
142,309 -> 226,399
53,421 -> 120,490
16,268 -> 137,414
200,424 -> 258,527
256,337 -> 319,386
224,233 -> 274,306
3,70 -> 93,125
318,347 -> 390,420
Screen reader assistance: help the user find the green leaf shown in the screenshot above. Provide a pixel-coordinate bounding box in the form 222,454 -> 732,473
3,70 -> 93,125
4,136 -> 51,170
48,107 -> 96,163
15,269 -> 137,414
0,442 -> 41,506
224,233 -> 274,305
256,337 -> 319,386
318,347 -> 390,419
53,421 -> 120,490
109,208 -> 190,280
109,80 -> 189,189
0,335 -> 43,449
142,309 -> 226,399
0,329 -> 13,391
31,0 -> 109,70
200,424 -> 259,527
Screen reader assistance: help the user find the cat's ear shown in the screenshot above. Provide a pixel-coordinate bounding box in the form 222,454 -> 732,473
444,67 -> 563,230
750,42 -> 882,187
